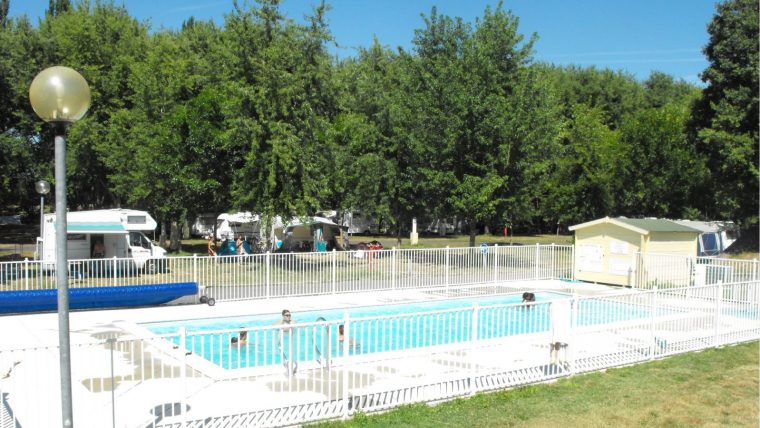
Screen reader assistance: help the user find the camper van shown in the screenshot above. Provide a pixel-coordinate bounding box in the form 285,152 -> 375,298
674,220 -> 739,256
36,209 -> 167,273
215,212 -> 264,240
191,213 -> 217,237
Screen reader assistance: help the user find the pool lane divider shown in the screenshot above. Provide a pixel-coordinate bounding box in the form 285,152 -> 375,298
0,282 -> 198,314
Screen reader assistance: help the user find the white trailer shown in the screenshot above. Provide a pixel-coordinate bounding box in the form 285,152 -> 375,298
36,209 -> 167,273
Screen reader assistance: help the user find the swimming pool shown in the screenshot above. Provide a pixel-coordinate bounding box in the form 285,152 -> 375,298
143,292 -> 657,370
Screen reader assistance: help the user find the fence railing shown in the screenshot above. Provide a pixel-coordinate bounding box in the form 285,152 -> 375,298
1,280 -> 757,428
0,245 -> 574,302
632,252 -> 760,289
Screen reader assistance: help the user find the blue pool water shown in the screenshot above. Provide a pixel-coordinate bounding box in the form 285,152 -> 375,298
143,292 -> 657,370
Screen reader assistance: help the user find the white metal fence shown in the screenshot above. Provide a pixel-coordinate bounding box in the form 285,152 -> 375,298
0,245 -> 574,302
632,252 -> 760,289
1,280 -> 757,427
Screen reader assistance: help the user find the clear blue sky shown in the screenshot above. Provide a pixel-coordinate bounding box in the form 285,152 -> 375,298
10,0 -> 718,85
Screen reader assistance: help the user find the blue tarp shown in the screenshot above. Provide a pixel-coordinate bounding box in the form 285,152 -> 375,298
0,282 -> 197,314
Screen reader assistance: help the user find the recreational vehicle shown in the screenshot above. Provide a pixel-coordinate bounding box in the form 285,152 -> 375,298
191,213 -> 217,237
673,220 -> 739,256
36,209 -> 167,273
215,212 -> 263,240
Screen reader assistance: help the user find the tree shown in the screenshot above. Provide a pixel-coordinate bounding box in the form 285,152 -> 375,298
0,0 -> 9,27
618,104 -> 705,218
411,4 -> 561,245
691,0 -> 759,225
541,104 -> 620,225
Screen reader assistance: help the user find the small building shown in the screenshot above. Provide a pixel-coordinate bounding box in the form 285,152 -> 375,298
569,217 -> 701,286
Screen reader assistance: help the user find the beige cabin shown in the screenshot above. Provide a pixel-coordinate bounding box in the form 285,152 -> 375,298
569,217 -> 701,286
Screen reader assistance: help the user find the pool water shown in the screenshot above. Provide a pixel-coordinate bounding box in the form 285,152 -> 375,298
143,292 -> 655,370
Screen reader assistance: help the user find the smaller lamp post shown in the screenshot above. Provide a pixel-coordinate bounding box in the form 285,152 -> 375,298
35,180 -> 50,240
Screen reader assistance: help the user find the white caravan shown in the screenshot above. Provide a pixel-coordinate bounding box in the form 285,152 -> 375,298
342,211 -> 383,235
36,209 -> 167,272
191,213 -> 217,237
215,212 -> 265,240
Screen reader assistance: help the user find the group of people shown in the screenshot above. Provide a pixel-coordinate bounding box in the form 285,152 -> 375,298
207,234 -> 254,257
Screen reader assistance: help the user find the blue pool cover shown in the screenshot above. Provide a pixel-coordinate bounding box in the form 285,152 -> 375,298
0,282 -> 197,314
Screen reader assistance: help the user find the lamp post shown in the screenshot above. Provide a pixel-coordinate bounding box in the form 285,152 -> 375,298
35,180 -> 50,241
29,66 -> 91,428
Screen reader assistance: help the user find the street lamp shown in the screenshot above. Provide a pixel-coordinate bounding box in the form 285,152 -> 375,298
35,180 -> 50,242
29,66 -> 91,428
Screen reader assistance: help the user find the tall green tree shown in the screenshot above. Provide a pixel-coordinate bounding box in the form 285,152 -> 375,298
411,4 -> 561,245
541,104 -> 620,225
618,104 -> 704,218
224,0 -> 337,221
691,0 -> 759,225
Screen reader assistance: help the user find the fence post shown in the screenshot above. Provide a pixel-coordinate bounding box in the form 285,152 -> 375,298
535,243 -> 540,280
23,258 -> 28,290
392,247 -> 397,291
571,244 -> 576,281
179,327 -> 187,425
331,249 -> 337,295
650,286 -> 658,359
551,243 -> 556,280
569,293 -> 578,375
107,337 -> 116,428
192,254 -> 198,302
266,251 -> 271,299
470,303 -> 479,395
492,244 -> 498,284
342,312 -> 350,419
445,246 -> 450,295
112,256 -> 117,285
714,280 -> 722,348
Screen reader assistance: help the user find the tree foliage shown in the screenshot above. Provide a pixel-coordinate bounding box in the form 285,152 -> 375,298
691,0 -> 759,225
0,0 -> 755,250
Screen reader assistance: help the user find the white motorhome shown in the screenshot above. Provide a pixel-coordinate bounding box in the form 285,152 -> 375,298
36,209 -> 167,272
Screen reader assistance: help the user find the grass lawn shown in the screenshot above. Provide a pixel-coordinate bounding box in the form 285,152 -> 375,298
172,234 -> 575,256
309,341 -> 759,428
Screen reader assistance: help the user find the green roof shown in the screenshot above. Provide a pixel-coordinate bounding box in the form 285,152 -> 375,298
614,218 -> 700,233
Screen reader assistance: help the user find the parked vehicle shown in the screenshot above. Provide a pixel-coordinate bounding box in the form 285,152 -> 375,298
343,211 -> 383,235
191,213 -> 217,238
673,220 -> 739,256
36,209 -> 167,273
216,212 -> 263,240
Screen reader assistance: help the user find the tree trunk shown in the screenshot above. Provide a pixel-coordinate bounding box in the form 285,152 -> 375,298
469,222 -> 477,247
159,220 -> 168,247
170,221 -> 181,252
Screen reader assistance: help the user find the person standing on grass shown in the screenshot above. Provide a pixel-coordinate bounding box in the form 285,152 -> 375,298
235,235 -> 244,255
207,235 -> 217,257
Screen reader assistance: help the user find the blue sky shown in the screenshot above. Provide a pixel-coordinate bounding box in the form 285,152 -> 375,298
10,0 -> 718,85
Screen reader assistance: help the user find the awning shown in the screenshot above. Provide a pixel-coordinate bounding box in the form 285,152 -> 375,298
65,222 -> 127,234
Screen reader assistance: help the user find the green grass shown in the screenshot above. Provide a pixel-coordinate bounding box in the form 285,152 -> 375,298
309,341 -> 759,428
169,234 -> 574,255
